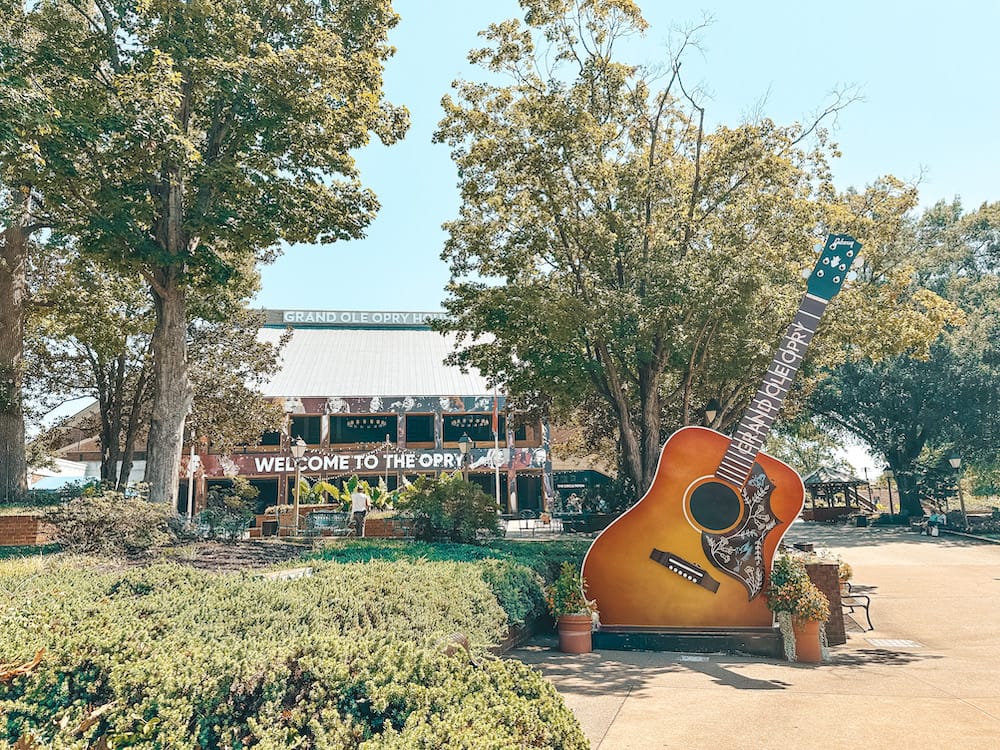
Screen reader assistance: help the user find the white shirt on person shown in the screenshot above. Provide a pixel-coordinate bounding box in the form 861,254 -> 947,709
351,491 -> 369,513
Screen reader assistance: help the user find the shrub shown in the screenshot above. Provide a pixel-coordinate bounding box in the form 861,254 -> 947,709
476,558 -> 546,627
397,475 -> 502,544
0,559 -> 587,749
42,491 -> 174,554
198,476 -> 258,539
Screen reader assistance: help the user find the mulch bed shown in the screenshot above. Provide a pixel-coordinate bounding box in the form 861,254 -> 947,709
127,540 -> 310,572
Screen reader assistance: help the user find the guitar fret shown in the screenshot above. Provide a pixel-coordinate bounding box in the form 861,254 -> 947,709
708,234 -> 859,489
724,454 -> 755,469
720,456 -> 750,472
716,467 -> 746,485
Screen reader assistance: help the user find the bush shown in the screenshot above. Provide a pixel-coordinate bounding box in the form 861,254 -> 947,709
42,491 -> 174,554
0,559 -> 587,749
198,476 -> 258,539
397,475 -> 502,544
308,539 -> 590,628
476,558 -> 546,627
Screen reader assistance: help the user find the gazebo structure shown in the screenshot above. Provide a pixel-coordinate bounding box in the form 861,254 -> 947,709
800,467 -> 876,522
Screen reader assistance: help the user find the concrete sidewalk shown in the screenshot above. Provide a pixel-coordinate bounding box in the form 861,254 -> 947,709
511,522 -> 1000,749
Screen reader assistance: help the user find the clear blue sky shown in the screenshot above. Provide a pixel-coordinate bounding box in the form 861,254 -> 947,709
256,0 -> 1000,314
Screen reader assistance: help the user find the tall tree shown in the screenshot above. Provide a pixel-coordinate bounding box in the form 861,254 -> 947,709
10,0 -> 408,507
810,201 -> 1000,516
29,256 -> 287,490
434,0 -> 946,496
0,1 -> 57,502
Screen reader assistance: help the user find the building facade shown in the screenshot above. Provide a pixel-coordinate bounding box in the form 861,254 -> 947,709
181,310 -> 552,515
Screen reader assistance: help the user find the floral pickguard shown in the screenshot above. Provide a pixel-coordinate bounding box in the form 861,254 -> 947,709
701,464 -> 779,600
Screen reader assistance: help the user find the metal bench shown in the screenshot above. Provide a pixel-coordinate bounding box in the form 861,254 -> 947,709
305,511 -> 355,538
841,582 -> 873,631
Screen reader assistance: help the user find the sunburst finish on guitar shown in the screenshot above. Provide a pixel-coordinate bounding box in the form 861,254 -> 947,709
582,426 -> 802,628
582,234 -> 862,630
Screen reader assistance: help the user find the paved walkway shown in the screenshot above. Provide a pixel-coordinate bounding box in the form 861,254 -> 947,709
512,521 -> 1000,749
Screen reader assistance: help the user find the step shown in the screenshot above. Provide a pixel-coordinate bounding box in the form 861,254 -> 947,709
593,626 -> 783,659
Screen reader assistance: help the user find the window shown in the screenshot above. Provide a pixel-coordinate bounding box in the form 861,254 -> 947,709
442,413 -> 494,443
405,414 -> 435,444
260,430 -> 282,446
290,416 -> 322,446
250,478 -> 279,514
330,415 -> 397,445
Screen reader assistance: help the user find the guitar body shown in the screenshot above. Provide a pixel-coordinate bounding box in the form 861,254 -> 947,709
581,426 -> 804,629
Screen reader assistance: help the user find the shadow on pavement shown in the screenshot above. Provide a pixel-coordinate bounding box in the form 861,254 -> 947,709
783,522 -> 992,549
830,648 -> 944,667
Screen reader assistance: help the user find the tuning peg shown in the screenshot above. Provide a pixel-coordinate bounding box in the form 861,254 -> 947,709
801,267 -> 811,279
846,271 -> 857,281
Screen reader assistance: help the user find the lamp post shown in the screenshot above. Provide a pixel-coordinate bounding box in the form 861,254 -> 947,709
948,453 -> 969,530
383,433 -> 392,488
291,436 -> 306,535
458,433 -> 472,481
186,435 -> 196,522
883,466 -> 895,518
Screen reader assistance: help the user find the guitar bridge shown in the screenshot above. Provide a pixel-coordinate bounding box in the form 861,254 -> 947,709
650,548 -> 720,593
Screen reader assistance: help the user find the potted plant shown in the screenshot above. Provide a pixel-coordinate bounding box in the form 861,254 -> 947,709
767,553 -> 831,663
545,562 -> 598,653
838,560 -> 853,592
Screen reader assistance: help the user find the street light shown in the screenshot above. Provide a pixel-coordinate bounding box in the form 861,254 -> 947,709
458,433 -> 472,481
948,452 -> 969,530
291,436 -> 307,535
883,466 -> 896,518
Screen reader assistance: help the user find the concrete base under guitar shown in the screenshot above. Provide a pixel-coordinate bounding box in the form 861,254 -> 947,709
593,626 -> 783,659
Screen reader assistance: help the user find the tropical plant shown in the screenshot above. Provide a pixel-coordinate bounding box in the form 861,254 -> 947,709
545,562 -> 597,618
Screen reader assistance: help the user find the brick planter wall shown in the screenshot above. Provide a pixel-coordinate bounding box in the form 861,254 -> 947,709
805,560 -> 845,646
0,514 -> 53,547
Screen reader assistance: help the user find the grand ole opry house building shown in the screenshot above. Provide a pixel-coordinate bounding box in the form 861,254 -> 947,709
58,309 -> 555,524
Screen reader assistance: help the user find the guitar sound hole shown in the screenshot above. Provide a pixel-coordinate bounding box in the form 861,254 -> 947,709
689,481 -> 742,532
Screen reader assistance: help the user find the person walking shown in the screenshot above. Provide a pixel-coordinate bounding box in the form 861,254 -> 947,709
350,485 -> 370,537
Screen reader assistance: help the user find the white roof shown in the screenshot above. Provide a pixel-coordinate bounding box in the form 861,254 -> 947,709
258,327 -> 492,397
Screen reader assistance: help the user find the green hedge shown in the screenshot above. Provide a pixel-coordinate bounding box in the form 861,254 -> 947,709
308,539 -> 592,628
0,557 -> 587,749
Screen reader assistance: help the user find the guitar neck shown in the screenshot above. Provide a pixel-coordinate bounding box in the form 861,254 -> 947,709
716,292 -> 829,487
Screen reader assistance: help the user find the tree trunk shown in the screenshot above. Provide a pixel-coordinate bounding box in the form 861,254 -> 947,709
118,366 -> 149,490
145,271 -> 191,509
891,465 -> 924,518
0,212 -> 29,504
638,364 -> 662,492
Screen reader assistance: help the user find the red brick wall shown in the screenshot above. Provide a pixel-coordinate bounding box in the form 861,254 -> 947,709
805,561 -> 845,646
0,515 -> 53,546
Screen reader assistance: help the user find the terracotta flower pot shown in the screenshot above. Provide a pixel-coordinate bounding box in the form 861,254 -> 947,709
792,619 -> 823,663
557,614 -> 593,654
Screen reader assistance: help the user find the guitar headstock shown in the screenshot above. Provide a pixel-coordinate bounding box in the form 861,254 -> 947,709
807,234 -> 862,301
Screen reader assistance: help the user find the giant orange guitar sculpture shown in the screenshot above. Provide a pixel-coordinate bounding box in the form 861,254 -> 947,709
582,234 -> 861,629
